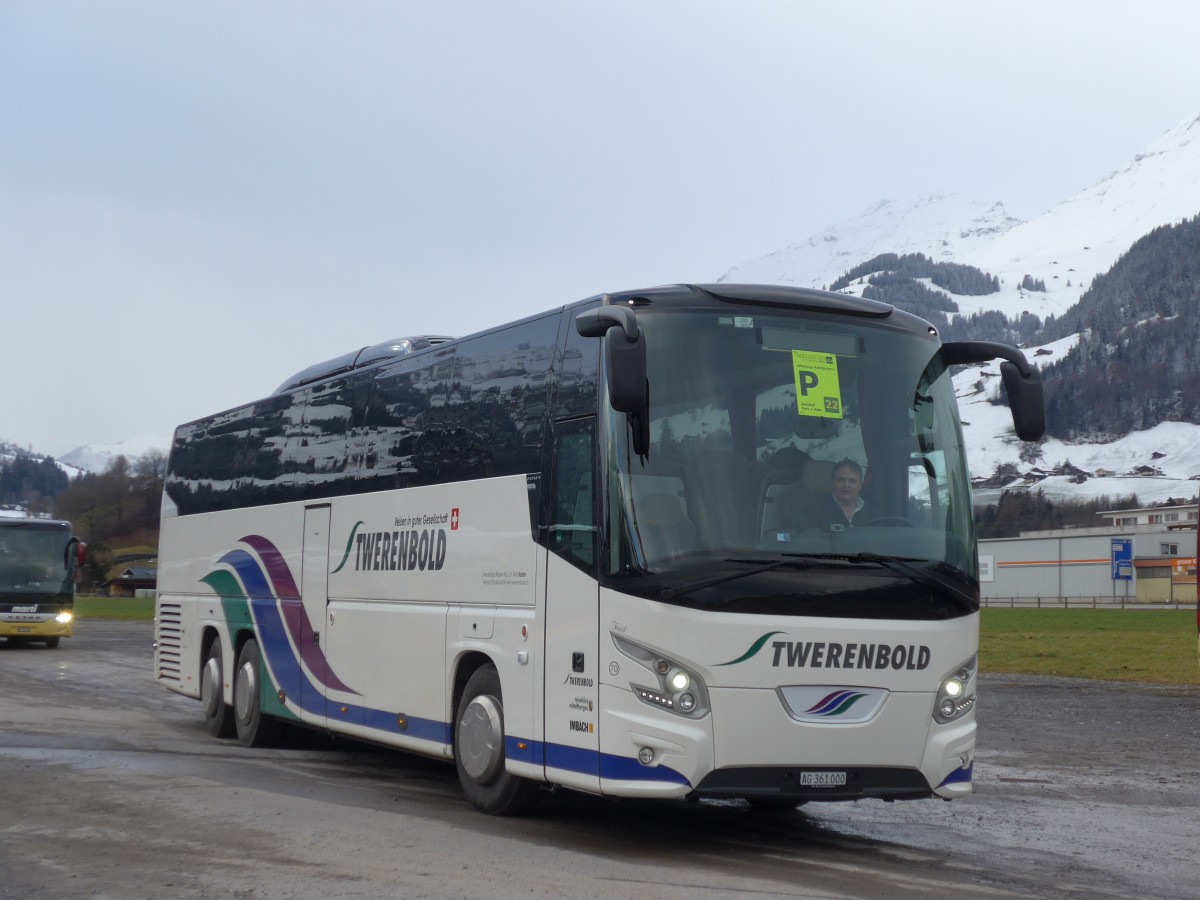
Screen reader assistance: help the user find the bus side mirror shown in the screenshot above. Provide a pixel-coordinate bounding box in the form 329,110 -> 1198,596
1000,362 -> 1045,442
940,340 -> 1045,442
576,306 -> 650,455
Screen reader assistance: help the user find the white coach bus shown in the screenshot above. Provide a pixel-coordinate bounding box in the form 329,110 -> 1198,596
155,283 -> 1044,814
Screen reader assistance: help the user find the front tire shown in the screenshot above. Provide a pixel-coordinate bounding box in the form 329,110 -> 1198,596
44,637 -> 60,649
233,638 -> 280,747
202,639 -> 235,738
455,665 -> 539,815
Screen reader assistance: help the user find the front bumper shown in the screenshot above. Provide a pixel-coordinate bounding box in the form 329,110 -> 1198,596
0,615 -> 73,638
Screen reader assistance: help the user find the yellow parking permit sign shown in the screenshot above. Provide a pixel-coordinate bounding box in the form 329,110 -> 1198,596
792,350 -> 843,419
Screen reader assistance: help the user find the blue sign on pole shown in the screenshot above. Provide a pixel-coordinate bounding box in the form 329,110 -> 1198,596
1111,538 -> 1133,581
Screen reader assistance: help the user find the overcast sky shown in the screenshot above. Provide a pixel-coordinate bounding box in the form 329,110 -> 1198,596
4,1 -> 1199,456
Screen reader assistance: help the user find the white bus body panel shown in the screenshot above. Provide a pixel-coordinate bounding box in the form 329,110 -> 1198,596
156,477 -> 538,759
157,474 -> 976,799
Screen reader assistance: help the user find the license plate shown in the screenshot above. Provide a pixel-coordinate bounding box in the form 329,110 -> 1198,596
800,771 -> 847,787
16,627 -> 32,633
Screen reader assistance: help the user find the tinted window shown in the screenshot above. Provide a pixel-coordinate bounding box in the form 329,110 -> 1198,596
361,315 -> 557,490
556,305 -> 600,419
166,393 -> 296,514
167,313 -> 561,514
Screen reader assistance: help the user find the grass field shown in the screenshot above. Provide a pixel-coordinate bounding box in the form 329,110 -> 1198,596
72,597 -> 1199,687
980,608 -> 1199,686
75,596 -> 155,621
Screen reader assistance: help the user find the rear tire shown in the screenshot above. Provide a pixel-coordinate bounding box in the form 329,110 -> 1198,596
455,665 -> 539,815
202,639 -> 236,738
233,638 -> 281,747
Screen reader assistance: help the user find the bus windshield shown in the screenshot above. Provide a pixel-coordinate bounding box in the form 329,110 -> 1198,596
601,308 -> 976,612
0,523 -> 73,597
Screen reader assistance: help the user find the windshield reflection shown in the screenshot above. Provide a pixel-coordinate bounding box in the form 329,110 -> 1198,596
602,309 -> 977,613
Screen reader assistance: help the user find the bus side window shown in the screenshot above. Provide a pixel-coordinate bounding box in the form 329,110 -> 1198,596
548,419 -> 596,571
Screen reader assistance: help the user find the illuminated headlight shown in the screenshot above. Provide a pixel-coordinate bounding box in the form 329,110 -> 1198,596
612,635 -> 710,719
55,612 -> 74,625
934,655 -> 977,724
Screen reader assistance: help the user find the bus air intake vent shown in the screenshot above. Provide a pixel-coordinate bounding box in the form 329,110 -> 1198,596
156,602 -> 183,683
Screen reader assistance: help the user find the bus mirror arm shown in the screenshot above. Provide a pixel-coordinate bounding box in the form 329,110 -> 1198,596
940,340 -> 1045,442
576,306 -> 651,456
575,304 -> 639,342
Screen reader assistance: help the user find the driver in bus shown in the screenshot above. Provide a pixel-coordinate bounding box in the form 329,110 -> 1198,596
805,457 -> 869,531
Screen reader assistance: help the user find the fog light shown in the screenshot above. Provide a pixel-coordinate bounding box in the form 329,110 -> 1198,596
939,698 -> 957,717
638,746 -> 655,765
678,692 -> 696,712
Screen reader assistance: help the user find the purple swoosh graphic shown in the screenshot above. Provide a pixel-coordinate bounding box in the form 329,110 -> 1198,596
238,534 -> 357,695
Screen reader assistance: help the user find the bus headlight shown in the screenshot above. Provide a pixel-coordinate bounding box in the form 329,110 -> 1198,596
934,655 -> 977,724
55,611 -> 74,625
612,634 -> 710,719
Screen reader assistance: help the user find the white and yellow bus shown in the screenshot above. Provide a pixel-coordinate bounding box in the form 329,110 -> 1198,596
155,283 -> 1043,814
1,517 -> 86,648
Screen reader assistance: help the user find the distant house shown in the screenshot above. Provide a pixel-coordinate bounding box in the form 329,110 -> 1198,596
100,566 -> 157,598
1098,502 -> 1199,531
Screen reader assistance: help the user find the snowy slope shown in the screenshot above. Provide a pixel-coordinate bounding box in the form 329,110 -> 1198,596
722,112 -> 1200,326
719,195 -> 1021,292
954,337 -> 1200,505
956,112 -> 1200,321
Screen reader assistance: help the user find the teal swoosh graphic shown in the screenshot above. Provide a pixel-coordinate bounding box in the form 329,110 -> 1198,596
331,521 -> 364,574
715,631 -> 787,666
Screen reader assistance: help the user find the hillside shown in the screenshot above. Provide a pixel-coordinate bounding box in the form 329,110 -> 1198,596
1039,215 -> 1200,440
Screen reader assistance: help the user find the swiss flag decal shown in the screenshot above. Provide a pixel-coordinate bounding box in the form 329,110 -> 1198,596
450,508 -> 460,530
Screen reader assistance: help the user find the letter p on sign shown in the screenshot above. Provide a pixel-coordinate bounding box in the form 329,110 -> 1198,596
791,350 -> 844,420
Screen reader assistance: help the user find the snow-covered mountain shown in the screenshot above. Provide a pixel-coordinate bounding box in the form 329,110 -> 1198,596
721,111 -> 1200,506
720,195 -> 1022,294
58,434 -> 171,474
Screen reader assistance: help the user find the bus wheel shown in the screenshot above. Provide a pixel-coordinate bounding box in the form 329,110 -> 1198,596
202,640 -> 235,738
44,637 -> 60,649
233,639 -> 280,748
455,665 -> 539,815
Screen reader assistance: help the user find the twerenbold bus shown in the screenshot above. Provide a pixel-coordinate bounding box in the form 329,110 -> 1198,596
1,517 -> 87,648
155,283 -> 1044,814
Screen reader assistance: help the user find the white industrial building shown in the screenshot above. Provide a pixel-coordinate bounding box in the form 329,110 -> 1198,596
979,502 -> 1198,605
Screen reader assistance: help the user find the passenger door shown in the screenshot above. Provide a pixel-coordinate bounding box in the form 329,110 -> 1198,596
299,504 -> 332,725
542,417 -> 601,793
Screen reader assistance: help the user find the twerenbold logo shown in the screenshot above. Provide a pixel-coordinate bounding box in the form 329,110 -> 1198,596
803,689 -> 868,717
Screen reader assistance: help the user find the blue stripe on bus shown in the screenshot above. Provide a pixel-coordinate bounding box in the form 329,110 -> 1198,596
937,761 -> 973,787
512,737 -> 690,786
213,550 -> 687,787
362,708 -> 452,744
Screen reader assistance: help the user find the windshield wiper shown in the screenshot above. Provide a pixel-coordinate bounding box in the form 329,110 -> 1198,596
658,553 -> 977,611
660,558 -> 811,600
843,552 -> 978,612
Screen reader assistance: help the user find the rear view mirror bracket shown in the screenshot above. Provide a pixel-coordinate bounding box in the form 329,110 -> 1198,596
941,340 -> 1046,442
